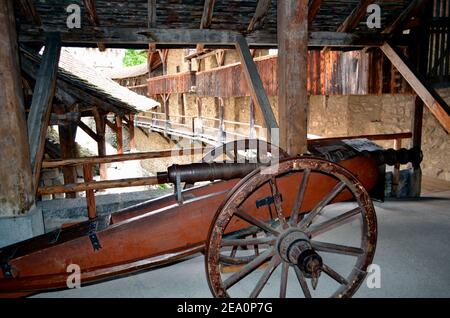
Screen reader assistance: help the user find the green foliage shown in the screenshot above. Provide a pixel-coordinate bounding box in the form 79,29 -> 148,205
158,183 -> 171,190
123,49 -> 147,67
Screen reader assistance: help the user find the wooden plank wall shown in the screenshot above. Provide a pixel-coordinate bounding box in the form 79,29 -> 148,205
148,50 -> 412,97
148,71 -> 196,95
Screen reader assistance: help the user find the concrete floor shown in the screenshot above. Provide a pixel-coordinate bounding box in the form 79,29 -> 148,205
34,189 -> 450,298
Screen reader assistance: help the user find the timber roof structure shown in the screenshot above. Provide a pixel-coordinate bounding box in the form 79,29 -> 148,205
14,0 -> 424,49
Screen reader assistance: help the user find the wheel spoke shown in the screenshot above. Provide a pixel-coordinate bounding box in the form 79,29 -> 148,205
235,209 -> 280,236
311,241 -> 364,256
298,181 -> 347,230
279,262 -> 289,298
307,207 -> 361,237
249,255 -> 281,298
223,248 -> 275,289
293,266 -> 312,298
230,245 -> 238,258
252,234 -> 260,256
322,264 -> 349,285
222,236 -> 276,247
220,254 -> 256,266
269,178 -> 288,229
290,169 -> 311,226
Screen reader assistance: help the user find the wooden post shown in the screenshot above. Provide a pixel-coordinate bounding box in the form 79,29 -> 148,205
249,100 -> 256,139
162,94 -> 171,133
0,0 -> 34,216
410,97 -> 423,197
368,48 -> 383,95
277,0 -> 309,156
93,110 -> 108,180
179,93 -> 186,125
116,115 -> 123,155
196,97 -> 203,135
129,114 -> 136,151
27,33 -> 61,190
392,138 -> 402,197
83,163 -> 97,219
218,98 -> 226,143
55,105 -> 78,199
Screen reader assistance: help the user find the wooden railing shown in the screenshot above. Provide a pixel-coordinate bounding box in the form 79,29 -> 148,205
39,147 -> 212,219
135,112 -> 263,145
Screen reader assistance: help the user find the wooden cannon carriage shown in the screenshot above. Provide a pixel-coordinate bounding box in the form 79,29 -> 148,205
0,139 -> 421,298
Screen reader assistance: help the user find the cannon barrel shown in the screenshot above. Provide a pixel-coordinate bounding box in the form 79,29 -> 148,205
157,147 -> 423,186
157,163 -> 260,184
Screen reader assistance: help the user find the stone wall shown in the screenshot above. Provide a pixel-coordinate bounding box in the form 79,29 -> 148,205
308,93 -> 450,181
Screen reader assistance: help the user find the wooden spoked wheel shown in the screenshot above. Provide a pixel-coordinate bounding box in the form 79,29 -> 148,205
205,157 -> 377,298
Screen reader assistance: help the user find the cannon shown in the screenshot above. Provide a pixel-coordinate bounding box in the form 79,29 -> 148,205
0,139 -> 421,298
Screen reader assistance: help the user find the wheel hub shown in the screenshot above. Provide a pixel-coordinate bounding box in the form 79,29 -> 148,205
276,228 -> 323,288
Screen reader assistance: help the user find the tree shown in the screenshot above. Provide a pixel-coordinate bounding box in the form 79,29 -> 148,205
123,49 -> 147,67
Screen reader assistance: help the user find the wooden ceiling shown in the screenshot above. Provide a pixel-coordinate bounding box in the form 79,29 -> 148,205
14,0 -> 428,49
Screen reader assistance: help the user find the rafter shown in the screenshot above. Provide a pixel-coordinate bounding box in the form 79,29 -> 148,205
308,0 -> 323,26
383,0 -> 433,34
380,43 -> 450,134
197,0 -> 216,52
83,0 -> 106,51
247,0 -> 272,32
337,0 -> 374,32
17,0 -> 41,26
148,0 -> 157,28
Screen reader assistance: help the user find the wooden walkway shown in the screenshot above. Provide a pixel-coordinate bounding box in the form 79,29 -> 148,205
135,112 -> 263,146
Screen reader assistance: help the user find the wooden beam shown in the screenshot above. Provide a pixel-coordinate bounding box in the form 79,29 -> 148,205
278,0 -> 309,156
105,118 -> 118,132
18,26 -> 393,48
337,0 -> 374,32
82,0 -> 105,51
0,0 -> 35,216
380,43 -> 450,134
197,0 -> 216,52
235,36 -> 278,132
16,0 -> 41,26
158,49 -> 169,75
247,0 -> 272,32
200,0 -> 216,29
383,0 -> 432,34
27,33 -> 61,191
78,120 -> 101,143
308,0 -> 323,26
50,112 -> 80,126
148,0 -> 157,28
